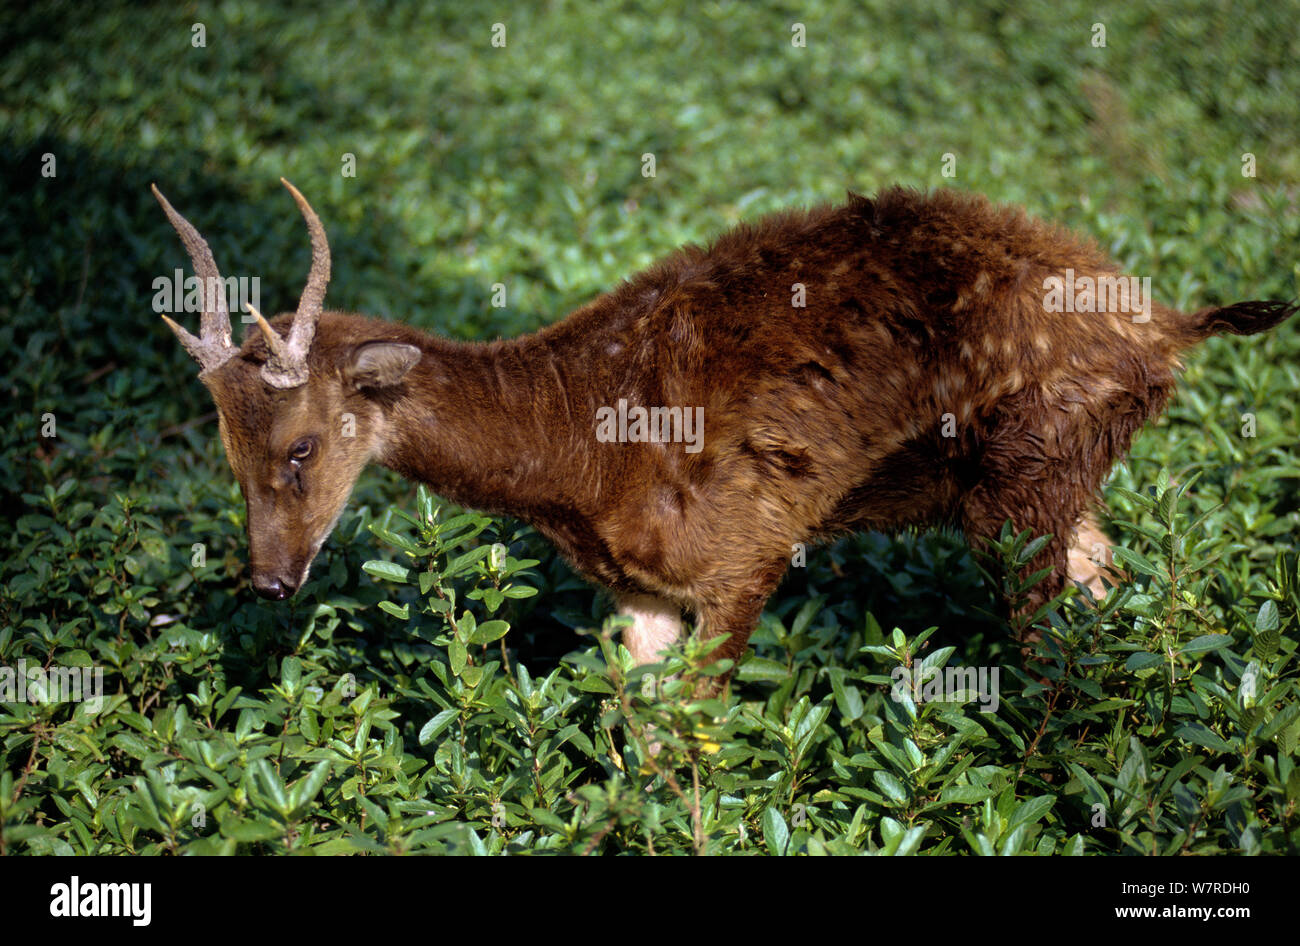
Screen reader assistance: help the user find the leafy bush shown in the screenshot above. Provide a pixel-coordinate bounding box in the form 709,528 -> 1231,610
4,474 -> 1296,854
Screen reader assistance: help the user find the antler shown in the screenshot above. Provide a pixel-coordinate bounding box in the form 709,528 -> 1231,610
152,178 -> 331,388
152,183 -> 236,373
254,178 -> 331,389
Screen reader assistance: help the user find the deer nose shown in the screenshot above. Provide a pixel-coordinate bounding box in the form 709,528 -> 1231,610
253,575 -> 296,600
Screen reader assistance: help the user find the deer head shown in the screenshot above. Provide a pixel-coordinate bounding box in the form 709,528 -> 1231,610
154,179 -> 422,599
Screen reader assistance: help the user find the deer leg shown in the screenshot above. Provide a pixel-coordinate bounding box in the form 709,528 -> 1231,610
960,482 -> 1076,639
1066,512 -> 1121,600
691,558 -> 789,697
616,593 -> 684,665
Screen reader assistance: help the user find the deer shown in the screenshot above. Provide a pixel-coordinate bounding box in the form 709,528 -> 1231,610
153,179 -> 1296,692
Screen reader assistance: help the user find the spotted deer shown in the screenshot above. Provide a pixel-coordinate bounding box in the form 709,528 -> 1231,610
154,179 -> 1295,688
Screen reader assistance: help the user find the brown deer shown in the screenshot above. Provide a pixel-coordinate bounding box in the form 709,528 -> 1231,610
153,179 -> 1295,687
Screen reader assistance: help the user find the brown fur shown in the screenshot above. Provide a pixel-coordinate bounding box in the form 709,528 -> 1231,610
166,186 -> 1296,685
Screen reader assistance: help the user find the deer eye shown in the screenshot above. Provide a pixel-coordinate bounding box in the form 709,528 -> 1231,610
289,439 -> 314,463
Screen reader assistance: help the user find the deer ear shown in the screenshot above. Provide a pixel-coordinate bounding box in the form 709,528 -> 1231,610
346,342 -> 421,390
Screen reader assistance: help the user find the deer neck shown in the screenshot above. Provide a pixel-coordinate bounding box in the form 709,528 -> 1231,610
376,333 -> 583,519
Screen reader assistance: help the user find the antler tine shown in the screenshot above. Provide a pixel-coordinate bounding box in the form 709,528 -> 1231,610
280,177 -> 330,360
244,302 -> 294,365
159,313 -> 210,366
150,184 -> 235,373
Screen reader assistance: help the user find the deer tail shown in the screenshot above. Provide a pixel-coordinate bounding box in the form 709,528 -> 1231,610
1183,299 -> 1298,343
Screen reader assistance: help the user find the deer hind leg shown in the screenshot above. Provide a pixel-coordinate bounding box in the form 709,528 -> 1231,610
1067,512 -> 1121,600
616,593 -> 684,665
618,582 -> 776,695
690,557 -> 790,698
960,481 -> 1078,640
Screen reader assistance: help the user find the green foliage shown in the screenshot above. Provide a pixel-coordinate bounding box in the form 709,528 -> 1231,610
3,474 -> 1296,854
2,0 -> 1297,854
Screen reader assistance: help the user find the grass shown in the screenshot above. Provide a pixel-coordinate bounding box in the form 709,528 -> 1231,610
1,0 -> 1298,855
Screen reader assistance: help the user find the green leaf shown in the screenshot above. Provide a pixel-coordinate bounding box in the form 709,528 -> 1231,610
1111,547 -> 1162,578
1179,634 -> 1232,656
253,760 -> 290,816
362,560 -> 409,584
890,825 -> 926,856
1067,764 -> 1108,808
1125,652 -> 1163,672
790,596 -> 825,637
1111,486 -> 1155,510
873,771 -> 909,806
1089,698 -> 1138,712
1175,723 -> 1234,753
419,709 -> 458,745
762,807 -> 790,855
280,656 -> 301,694
299,706 -> 319,743
377,600 -> 410,620
998,824 -> 1027,855
223,818 -> 282,843
736,656 -> 790,682
938,784 -> 996,805
443,545 -> 494,578
1257,703 -> 1300,742
1007,795 -> 1055,833
829,671 -> 864,721
468,620 -> 510,645
289,761 -> 331,816
449,639 -> 467,676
